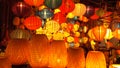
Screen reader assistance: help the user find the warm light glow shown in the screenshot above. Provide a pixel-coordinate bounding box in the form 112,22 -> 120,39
112,64 -> 120,68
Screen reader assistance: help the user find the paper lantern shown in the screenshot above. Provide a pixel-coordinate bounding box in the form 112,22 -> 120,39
53,12 -> 66,24
44,0 -> 62,9
27,34 -> 50,67
113,28 -> 120,40
48,40 -> 67,68
92,25 -> 107,42
36,8 -> 54,19
24,0 -> 44,7
67,47 -> 85,68
59,0 -> 75,14
90,8 -> 99,20
5,39 -> 29,65
88,29 -> 96,40
23,16 -> 42,30
86,51 -> 106,68
12,2 -> 32,17
71,3 -> 86,16
0,56 -> 11,68
10,29 -> 31,40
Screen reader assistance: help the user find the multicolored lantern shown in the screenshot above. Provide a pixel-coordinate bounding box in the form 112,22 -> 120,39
12,2 -> 32,17
44,0 -> 62,9
24,0 -> 44,7
23,16 -> 42,30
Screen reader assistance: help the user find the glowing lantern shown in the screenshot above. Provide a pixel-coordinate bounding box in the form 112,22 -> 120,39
0,56 -> 11,68
12,2 -> 32,17
48,40 -> 67,68
59,0 -> 75,14
67,47 -> 85,68
5,39 -> 29,65
92,25 -> 107,42
113,28 -> 120,40
71,3 -> 86,16
13,17 -> 20,26
24,0 -> 44,7
23,16 -> 42,30
44,0 -> 62,9
90,8 -> 99,20
86,51 -> 106,68
104,28 -> 113,40
88,29 -> 96,40
27,34 -> 50,67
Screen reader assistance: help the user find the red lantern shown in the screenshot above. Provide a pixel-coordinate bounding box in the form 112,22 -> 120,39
59,0 -> 75,14
24,0 -> 44,7
12,2 -> 32,17
53,12 -> 66,24
23,16 -> 42,30
90,8 -> 99,20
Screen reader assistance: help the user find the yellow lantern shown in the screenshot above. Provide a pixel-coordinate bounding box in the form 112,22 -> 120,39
113,28 -> 120,40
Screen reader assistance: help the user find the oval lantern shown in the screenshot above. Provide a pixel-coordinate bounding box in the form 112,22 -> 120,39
44,0 -> 62,9
84,5 -> 95,18
24,0 -> 44,7
36,8 -> 54,19
92,25 -> 107,42
12,2 -> 32,17
86,51 -> 106,68
23,16 -> 42,30
71,3 -> 86,16
59,0 -> 75,14
113,28 -> 120,40
53,12 -> 66,24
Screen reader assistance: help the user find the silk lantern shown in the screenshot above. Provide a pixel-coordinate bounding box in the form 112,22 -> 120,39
67,47 -> 85,68
59,0 -> 75,14
48,40 -> 67,68
12,2 -> 32,17
5,39 -> 29,65
92,25 -> 107,42
23,16 -> 42,30
44,0 -> 62,9
71,3 -> 86,16
24,0 -> 44,7
36,8 -> 54,19
27,34 -> 50,67
86,51 -> 106,68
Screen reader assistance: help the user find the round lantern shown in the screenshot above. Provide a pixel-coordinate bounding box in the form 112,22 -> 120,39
71,3 -> 86,16
27,34 -> 50,67
67,47 -> 85,68
23,16 -> 42,30
84,5 -> 95,18
10,29 -> 31,40
48,40 -> 67,68
5,39 -> 30,65
36,8 -> 54,19
92,25 -> 107,42
12,2 -> 32,17
53,12 -> 66,24
86,51 -> 106,68
113,28 -> 120,40
44,0 -> 62,9
59,0 -> 75,14
24,0 -> 44,7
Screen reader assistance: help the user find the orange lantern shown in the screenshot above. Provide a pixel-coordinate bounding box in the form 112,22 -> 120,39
23,16 -> 42,30
113,28 -> 120,40
92,25 -> 107,42
88,29 -> 96,40
27,34 -> 50,67
67,47 -> 85,68
5,39 -> 29,65
24,0 -> 44,7
71,3 -> 86,16
0,56 -> 11,68
86,51 -> 106,68
48,40 -> 67,68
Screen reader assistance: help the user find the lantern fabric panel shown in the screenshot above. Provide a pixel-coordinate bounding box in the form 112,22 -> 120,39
5,39 -> 29,65
67,47 -> 85,68
27,34 -> 50,67
86,51 -> 106,68
48,40 -> 67,68
0,57 -> 11,68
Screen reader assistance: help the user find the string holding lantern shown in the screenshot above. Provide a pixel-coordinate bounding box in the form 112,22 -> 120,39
23,16 -> 42,30
24,0 -> 44,7
12,2 -> 32,18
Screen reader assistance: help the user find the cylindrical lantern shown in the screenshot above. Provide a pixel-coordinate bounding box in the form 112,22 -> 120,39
5,39 -> 29,65
92,25 -> 107,42
67,47 -> 85,68
48,40 -> 67,68
27,34 -> 50,67
23,16 -> 42,30
86,51 -> 106,68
